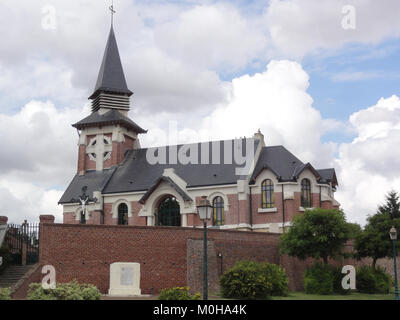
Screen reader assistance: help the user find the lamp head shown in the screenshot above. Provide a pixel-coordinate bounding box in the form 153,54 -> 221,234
390,226 -> 397,241
197,196 -> 213,221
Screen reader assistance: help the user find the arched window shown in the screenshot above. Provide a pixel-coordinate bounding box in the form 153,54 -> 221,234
157,196 -> 181,226
118,203 -> 129,225
261,179 -> 274,208
213,196 -> 224,226
301,179 -> 312,208
80,211 -> 86,224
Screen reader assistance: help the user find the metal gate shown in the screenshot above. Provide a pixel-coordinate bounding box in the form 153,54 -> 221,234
5,221 -> 39,265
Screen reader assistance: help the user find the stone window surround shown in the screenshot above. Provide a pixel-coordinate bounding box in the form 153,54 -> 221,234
112,199 -> 133,219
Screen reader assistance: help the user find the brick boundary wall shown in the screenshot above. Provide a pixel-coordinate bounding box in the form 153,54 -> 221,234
34,217 -> 398,296
39,221 -> 281,294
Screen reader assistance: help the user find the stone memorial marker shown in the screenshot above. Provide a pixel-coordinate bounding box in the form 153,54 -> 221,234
108,262 -> 141,296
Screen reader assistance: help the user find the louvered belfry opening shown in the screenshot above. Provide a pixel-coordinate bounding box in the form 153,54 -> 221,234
91,92 -> 130,112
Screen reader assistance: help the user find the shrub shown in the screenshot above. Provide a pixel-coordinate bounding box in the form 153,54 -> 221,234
0,288 -> 11,300
158,287 -> 200,300
373,267 -> 391,294
220,261 -> 289,299
27,280 -> 101,300
220,261 -> 271,299
357,265 -> 391,294
262,263 -> 289,296
304,263 -> 334,295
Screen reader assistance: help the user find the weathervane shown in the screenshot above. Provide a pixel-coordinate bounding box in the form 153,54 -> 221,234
109,0 -> 116,26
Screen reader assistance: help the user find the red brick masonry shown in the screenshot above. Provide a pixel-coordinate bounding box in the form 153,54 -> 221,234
39,222 -> 282,294
36,218 -> 372,296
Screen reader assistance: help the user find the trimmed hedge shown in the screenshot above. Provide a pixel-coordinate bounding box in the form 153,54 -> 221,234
27,280 -> 101,300
158,287 -> 201,300
356,265 -> 391,294
220,261 -> 289,299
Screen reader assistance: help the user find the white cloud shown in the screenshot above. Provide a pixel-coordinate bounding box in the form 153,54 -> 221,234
0,100 -> 89,223
335,95 -> 400,225
265,0 -> 400,59
154,4 -> 268,72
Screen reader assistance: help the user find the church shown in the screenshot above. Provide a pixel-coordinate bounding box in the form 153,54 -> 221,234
59,24 -> 340,233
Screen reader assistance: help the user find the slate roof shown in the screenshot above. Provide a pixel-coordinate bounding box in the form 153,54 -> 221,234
72,109 -> 147,133
89,26 -> 133,99
59,168 -> 116,204
317,168 -> 338,186
250,146 -> 337,186
102,139 -> 259,195
59,142 -> 338,204
250,146 -> 304,182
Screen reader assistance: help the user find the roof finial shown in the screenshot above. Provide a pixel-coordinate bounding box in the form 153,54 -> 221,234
109,0 -> 116,27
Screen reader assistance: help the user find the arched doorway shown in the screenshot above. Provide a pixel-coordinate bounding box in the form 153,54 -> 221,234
156,196 -> 181,226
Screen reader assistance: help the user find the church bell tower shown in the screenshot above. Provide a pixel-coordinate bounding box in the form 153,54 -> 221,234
73,24 -> 146,175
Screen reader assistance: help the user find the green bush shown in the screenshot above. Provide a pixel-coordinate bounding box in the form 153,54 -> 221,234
0,288 -> 11,300
158,287 -> 200,300
27,280 -> 101,300
220,261 -> 289,299
304,263 -> 334,295
262,263 -> 289,296
357,265 -> 391,294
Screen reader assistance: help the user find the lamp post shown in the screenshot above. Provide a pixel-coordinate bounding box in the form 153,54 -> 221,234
390,226 -> 399,300
196,196 -> 213,300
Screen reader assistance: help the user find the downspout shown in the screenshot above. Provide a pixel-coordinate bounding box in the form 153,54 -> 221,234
281,184 -> 285,233
101,195 -> 105,224
249,186 -> 253,230
319,186 -> 322,208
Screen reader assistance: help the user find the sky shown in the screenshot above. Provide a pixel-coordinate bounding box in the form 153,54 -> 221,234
1,0 -> 400,226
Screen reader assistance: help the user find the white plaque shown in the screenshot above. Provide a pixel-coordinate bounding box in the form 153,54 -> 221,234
120,267 -> 134,286
108,262 -> 141,296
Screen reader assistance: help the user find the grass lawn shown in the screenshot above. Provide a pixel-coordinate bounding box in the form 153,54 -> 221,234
271,291 -> 395,300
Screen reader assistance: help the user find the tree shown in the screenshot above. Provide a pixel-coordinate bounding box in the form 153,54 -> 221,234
279,208 -> 350,265
378,190 -> 400,219
355,212 -> 400,271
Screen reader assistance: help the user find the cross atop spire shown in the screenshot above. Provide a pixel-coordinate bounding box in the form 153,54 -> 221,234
109,0 -> 116,26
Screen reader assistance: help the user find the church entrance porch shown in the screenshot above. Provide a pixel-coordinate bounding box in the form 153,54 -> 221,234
156,196 -> 180,227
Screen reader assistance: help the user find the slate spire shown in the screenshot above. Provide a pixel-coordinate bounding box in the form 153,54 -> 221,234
89,25 -> 133,100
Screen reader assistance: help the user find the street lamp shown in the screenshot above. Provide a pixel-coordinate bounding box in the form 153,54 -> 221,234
390,226 -> 399,300
197,196 -> 213,300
